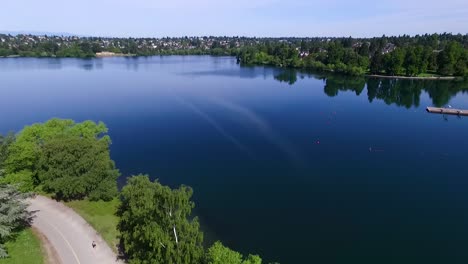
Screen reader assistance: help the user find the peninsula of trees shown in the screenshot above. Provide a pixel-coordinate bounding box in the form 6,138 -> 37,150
0,33 -> 467,77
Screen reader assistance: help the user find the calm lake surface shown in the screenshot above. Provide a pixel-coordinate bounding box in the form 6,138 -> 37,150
2,56 -> 468,263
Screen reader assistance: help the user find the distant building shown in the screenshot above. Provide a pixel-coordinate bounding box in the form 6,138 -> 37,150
382,43 -> 396,54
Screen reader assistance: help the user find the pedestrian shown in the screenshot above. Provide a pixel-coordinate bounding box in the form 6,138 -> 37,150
92,241 -> 96,249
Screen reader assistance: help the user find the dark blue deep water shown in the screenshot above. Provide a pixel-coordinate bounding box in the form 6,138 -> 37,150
2,56 -> 468,263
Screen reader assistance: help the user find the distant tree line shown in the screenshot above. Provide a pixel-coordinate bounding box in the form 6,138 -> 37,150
0,119 -> 271,263
0,35 -> 242,58
0,33 -> 466,77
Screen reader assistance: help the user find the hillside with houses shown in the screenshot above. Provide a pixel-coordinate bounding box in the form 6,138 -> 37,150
0,33 -> 466,77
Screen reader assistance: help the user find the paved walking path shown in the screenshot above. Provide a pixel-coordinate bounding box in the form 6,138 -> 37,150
28,196 -> 122,264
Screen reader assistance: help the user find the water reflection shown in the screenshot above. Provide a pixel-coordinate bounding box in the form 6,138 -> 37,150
274,69 -> 298,85
1,57 -> 466,108
272,69 -> 468,108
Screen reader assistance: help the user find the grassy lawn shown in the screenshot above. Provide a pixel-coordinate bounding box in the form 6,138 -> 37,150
417,72 -> 442,77
66,198 -> 120,251
0,228 -> 44,264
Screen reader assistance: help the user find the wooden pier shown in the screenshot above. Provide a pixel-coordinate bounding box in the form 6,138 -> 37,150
426,107 -> 468,116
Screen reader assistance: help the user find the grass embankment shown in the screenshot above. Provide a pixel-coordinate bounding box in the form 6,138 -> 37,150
66,198 -> 120,251
417,72 -> 442,77
0,229 -> 44,264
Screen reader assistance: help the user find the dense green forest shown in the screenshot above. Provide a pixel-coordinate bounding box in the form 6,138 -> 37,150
1,33 -> 467,77
237,34 -> 468,77
0,119 -> 270,263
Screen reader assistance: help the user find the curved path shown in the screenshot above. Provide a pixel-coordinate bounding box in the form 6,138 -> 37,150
28,196 -> 122,264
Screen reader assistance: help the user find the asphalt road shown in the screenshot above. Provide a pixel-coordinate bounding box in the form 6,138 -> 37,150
28,196 -> 122,264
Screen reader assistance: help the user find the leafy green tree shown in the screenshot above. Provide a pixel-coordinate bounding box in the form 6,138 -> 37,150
37,135 -> 119,201
0,133 -> 15,174
384,48 -> 405,75
326,42 -> 345,65
404,46 -> 422,76
0,170 -> 34,193
0,185 -> 32,258
454,50 -> 468,76
0,134 -> 27,191
118,175 -> 204,264
0,48 -> 13,57
370,52 -> 384,74
437,41 -> 464,75
4,119 -> 111,193
39,41 -> 59,54
358,42 -> 370,57
205,241 -> 263,264
300,40 -> 307,52
92,43 -> 103,53
206,242 -> 243,264
243,254 -> 262,264
56,44 -> 94,58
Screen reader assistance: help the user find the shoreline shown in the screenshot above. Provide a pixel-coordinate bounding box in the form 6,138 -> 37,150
95,52 -> 136,57
366,74 -> 457,80
0,55 -> 463,80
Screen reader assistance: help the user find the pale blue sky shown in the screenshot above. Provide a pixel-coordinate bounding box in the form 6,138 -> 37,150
2,0 -> 467,37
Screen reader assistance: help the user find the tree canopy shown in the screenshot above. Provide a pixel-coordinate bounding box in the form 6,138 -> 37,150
118,175 -> 204,264
206,241 -> 243,264
237,34 -> 467,77
37,134 -> 119,201
2,118 -> 118,201
206,241 -> 262,264
0,133 -> 14,176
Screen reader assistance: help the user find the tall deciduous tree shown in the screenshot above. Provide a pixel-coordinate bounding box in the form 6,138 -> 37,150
370,52 -> 384,74
404,46 -> 422,76
118,175 -> 204,264
384,48 -> 405,75
326,42 -> 345,65
437,41 -> 464,76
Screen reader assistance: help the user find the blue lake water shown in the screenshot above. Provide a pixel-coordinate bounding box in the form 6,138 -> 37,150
1,56 -> 468,263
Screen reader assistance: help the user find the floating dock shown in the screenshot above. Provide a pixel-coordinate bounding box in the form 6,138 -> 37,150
426,107 -> 468,116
